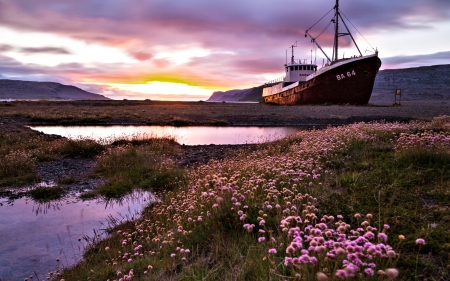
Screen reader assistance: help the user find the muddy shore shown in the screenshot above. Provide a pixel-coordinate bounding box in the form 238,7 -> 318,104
1,100 -> 449,126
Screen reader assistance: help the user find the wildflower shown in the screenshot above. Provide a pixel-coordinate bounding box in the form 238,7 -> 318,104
364,268 -> 374,276
147,265 -> 153,269
377,232 -> 388,242
258,237 -> 265,243
259,219 -> 265,226
170,253 -> 176,258
284,257 -> 293,265
316,272 -> 328,281
415,238 -> 425,245
387,250 -> 396,258
335,269 -> 347,279
398,235 -> 405,240
385,268 -> 399,279
105,247 -> 110,251
383,224 -> 390,230
268,248 -> 277,254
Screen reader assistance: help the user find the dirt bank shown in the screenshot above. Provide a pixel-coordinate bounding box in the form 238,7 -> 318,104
1,100 -> 448,126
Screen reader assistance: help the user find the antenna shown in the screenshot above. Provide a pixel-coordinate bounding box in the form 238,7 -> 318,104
290,41 -> 297,64
315,46 -> 317,65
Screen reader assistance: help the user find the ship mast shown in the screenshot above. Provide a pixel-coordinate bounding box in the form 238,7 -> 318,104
333,0 -> 339,61
306,0 -> 363,64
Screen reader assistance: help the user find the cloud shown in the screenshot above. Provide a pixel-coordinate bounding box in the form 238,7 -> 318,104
19,47 -> 71,54
0,44 -> 13,52
382,51 -> 450,69
129,51 -> 153,61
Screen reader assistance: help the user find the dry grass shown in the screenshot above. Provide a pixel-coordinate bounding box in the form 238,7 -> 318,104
1,100 -> 448,126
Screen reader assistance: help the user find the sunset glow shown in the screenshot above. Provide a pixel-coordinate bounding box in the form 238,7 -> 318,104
103,82 -> 217,101
0,0 -> 449,100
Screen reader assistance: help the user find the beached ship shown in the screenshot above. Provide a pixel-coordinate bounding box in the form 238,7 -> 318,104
262,0 -> 381,105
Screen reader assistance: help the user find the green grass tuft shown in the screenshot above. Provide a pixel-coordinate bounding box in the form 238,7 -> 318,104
29,186 -> 64,202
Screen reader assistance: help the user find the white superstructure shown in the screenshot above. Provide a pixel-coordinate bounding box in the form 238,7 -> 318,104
284,61 -> 317,83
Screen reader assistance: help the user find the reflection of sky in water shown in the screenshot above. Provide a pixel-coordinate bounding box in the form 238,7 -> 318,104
29,126 -> 304,145
0,191 -> 154,280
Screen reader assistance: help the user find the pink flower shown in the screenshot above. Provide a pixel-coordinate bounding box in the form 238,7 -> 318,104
378,233 -> 388,242
415,238 -> 425,245
258,237 -> 265,243
385,268 -> 399,279
268,248 -> 277,254
364,268 -> 374,276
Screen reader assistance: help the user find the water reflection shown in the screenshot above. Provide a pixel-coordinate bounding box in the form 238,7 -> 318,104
29,125 -> 304,145
0,190 -> 153,280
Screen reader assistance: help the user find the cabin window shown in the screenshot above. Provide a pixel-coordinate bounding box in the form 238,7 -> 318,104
308,65 -> 311,70
295,66 -> 298,71
290,66 -> 294,71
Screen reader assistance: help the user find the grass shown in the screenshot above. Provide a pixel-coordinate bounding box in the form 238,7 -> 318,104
0,125 -> 105,189
318,138 -> 450,279
2,113 -> 449,280
0,100 -> 442,127
57,117 -> 450,281
84,137 -> 186,199
29,186 -> 64,202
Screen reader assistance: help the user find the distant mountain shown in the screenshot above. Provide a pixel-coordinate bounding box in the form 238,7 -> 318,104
206,64 -> 450,104
370,64 -> 450,104
206,85 -> 265,102
0,79 -> 110,100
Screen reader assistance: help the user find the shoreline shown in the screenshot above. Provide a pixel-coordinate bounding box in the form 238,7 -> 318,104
1,100 -> 448,127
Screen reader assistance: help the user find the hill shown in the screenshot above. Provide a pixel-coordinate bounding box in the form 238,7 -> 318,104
206,64 -> 450,104
0,79 -> 110,100
370,64 -> 450,104
206,85 -> 265,102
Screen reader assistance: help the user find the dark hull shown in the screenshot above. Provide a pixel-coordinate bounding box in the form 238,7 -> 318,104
263,55 -> 381,105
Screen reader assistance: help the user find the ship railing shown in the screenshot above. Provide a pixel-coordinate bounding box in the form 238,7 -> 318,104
264,76 -> 285,85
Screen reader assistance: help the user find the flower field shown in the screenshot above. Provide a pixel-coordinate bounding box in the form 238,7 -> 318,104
58,117 -> 450,280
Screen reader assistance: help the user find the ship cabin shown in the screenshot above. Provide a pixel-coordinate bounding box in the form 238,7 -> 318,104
284,62 -> 317,85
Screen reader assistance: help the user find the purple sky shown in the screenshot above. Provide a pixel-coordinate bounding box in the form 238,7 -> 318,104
0,0 -> 449,100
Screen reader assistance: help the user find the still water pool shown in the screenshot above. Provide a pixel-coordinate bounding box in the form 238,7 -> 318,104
0,191 -> 154,280
29,126 -> 305,145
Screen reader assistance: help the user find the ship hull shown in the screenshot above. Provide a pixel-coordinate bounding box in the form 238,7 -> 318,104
263,55 -> 381,105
